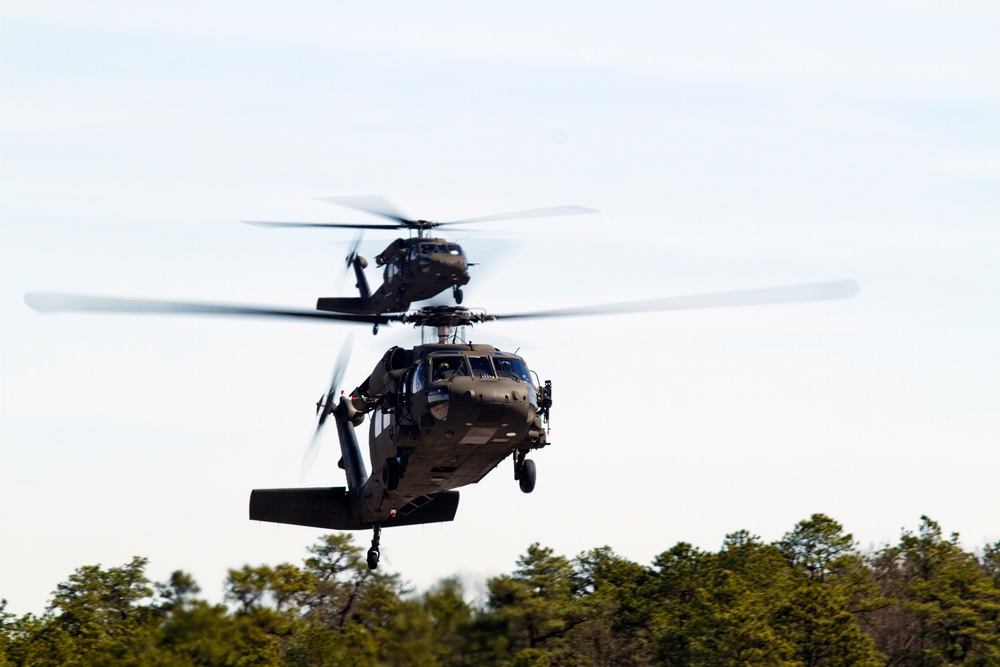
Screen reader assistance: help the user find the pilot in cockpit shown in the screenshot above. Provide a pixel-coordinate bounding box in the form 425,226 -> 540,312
433,362 -> 450,382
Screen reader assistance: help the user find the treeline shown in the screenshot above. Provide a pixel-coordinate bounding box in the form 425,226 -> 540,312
2,514 -> 999,666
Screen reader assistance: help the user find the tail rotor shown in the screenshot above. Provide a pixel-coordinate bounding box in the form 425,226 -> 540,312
301,332 -> 354,480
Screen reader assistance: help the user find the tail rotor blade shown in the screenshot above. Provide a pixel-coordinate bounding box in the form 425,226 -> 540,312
300,332 -> 354,480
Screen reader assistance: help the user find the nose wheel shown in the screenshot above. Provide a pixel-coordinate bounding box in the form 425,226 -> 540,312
453,287 -> 464,304
367,524 -> 381,570
513,453 -> 537,494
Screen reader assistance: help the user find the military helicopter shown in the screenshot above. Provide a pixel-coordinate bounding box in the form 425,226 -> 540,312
25,279 -> 859,570
243,195 -> 597,316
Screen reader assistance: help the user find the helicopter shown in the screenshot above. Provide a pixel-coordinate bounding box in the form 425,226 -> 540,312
25,279 -> 860,570
243,195 -> 597,316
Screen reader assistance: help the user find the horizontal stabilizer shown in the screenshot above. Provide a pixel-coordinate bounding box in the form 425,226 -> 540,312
249,487 -> 461,530
250,487 -> 361,529
317,297 -> 366,314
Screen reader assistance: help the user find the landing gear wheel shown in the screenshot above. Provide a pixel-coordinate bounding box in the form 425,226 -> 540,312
518,459 -> 536,494
367,548 -> 380,570
454,288 -> 464,304
383,457 -> 401,491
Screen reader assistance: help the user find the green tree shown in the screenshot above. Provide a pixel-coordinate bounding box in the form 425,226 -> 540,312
225,564 -> 274,614
483,544 -> 582,659
47,556 -> 156,665
0,600 -> 13,667
773,515 -> 880,665
281,533 -> 405,666
868,516 -> 1000,666
570,546 -> 648,665
779,514 -> 857,583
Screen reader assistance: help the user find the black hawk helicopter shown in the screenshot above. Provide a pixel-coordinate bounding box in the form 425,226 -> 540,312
25,279 -> 859,570
243,195 -> 597,316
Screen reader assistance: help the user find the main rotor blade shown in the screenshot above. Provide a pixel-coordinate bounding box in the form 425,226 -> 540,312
494,280 -> 861,320
24,293 -> 393,325
242,220 -> 402,231
317,195 -> 411,226
440,205 -> 598,226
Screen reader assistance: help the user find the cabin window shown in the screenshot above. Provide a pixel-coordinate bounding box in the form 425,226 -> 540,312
373,408 -> 392,437
431,355 -> 468,382
412,361 -> 427,393
469,356 -> 496,378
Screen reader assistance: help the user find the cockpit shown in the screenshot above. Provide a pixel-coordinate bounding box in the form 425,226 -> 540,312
411,352 -> 537,405
412,353 -> 531,385
430,355 -> 469,382
412,243 -> 465,260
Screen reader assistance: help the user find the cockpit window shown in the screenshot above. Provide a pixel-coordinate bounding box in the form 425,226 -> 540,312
431,355 -> 468,382
412,361 -> 427,393
445,244 -> 463,255
468,356 -> 496,378
494,356 -> 531,382
420,243 -> 435,255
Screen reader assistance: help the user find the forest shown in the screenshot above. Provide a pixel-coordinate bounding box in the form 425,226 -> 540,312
2,514 -> 998,666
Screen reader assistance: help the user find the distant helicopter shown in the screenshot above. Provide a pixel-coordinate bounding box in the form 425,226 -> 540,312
25,279 -> 860,570
243,195 -> 597,317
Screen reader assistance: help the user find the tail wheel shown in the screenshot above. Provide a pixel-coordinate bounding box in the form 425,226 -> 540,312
367,548 -> 380,570
518,459 -> 536,494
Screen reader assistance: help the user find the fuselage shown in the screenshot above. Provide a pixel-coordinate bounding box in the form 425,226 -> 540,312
376,237 -> 469,303
352,343 -> 548,518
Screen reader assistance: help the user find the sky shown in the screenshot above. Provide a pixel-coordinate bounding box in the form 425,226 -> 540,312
2,1 -> 998,615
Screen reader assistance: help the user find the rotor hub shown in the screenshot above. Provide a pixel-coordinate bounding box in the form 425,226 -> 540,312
399,306 -> 496,330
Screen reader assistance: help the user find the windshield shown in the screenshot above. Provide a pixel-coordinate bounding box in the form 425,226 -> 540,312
494,356 -> 531,382
468,356 -> 496,378
411,361 -> 427,393
431,355 -> 469,382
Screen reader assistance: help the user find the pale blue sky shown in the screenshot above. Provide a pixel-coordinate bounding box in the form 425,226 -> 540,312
2,1 -> 998,615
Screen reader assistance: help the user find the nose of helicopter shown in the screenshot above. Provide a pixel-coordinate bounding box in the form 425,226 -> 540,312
423,252 -> 467,278
435,379 -> 535,444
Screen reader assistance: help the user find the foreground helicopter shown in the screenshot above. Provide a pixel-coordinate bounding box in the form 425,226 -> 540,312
243,195 -> 596,315
25,279 -> 859,569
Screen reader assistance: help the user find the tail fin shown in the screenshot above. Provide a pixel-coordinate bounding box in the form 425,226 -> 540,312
318,254 -> 372,313
351,255 -> 371,301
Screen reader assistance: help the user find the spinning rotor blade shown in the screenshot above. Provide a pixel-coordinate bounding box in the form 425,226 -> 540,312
302,332 -> 354,480
318,195 -> 410,225
24,293 -> 392,325
337,232 -> 366,291
242,220 -> 401,231
494,280 -> 861,320
243,195 -> 417,232
247,196 -> 597,233
439,204 -> 598,226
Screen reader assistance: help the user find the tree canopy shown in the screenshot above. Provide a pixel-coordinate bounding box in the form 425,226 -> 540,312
2,514 -> 998,666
